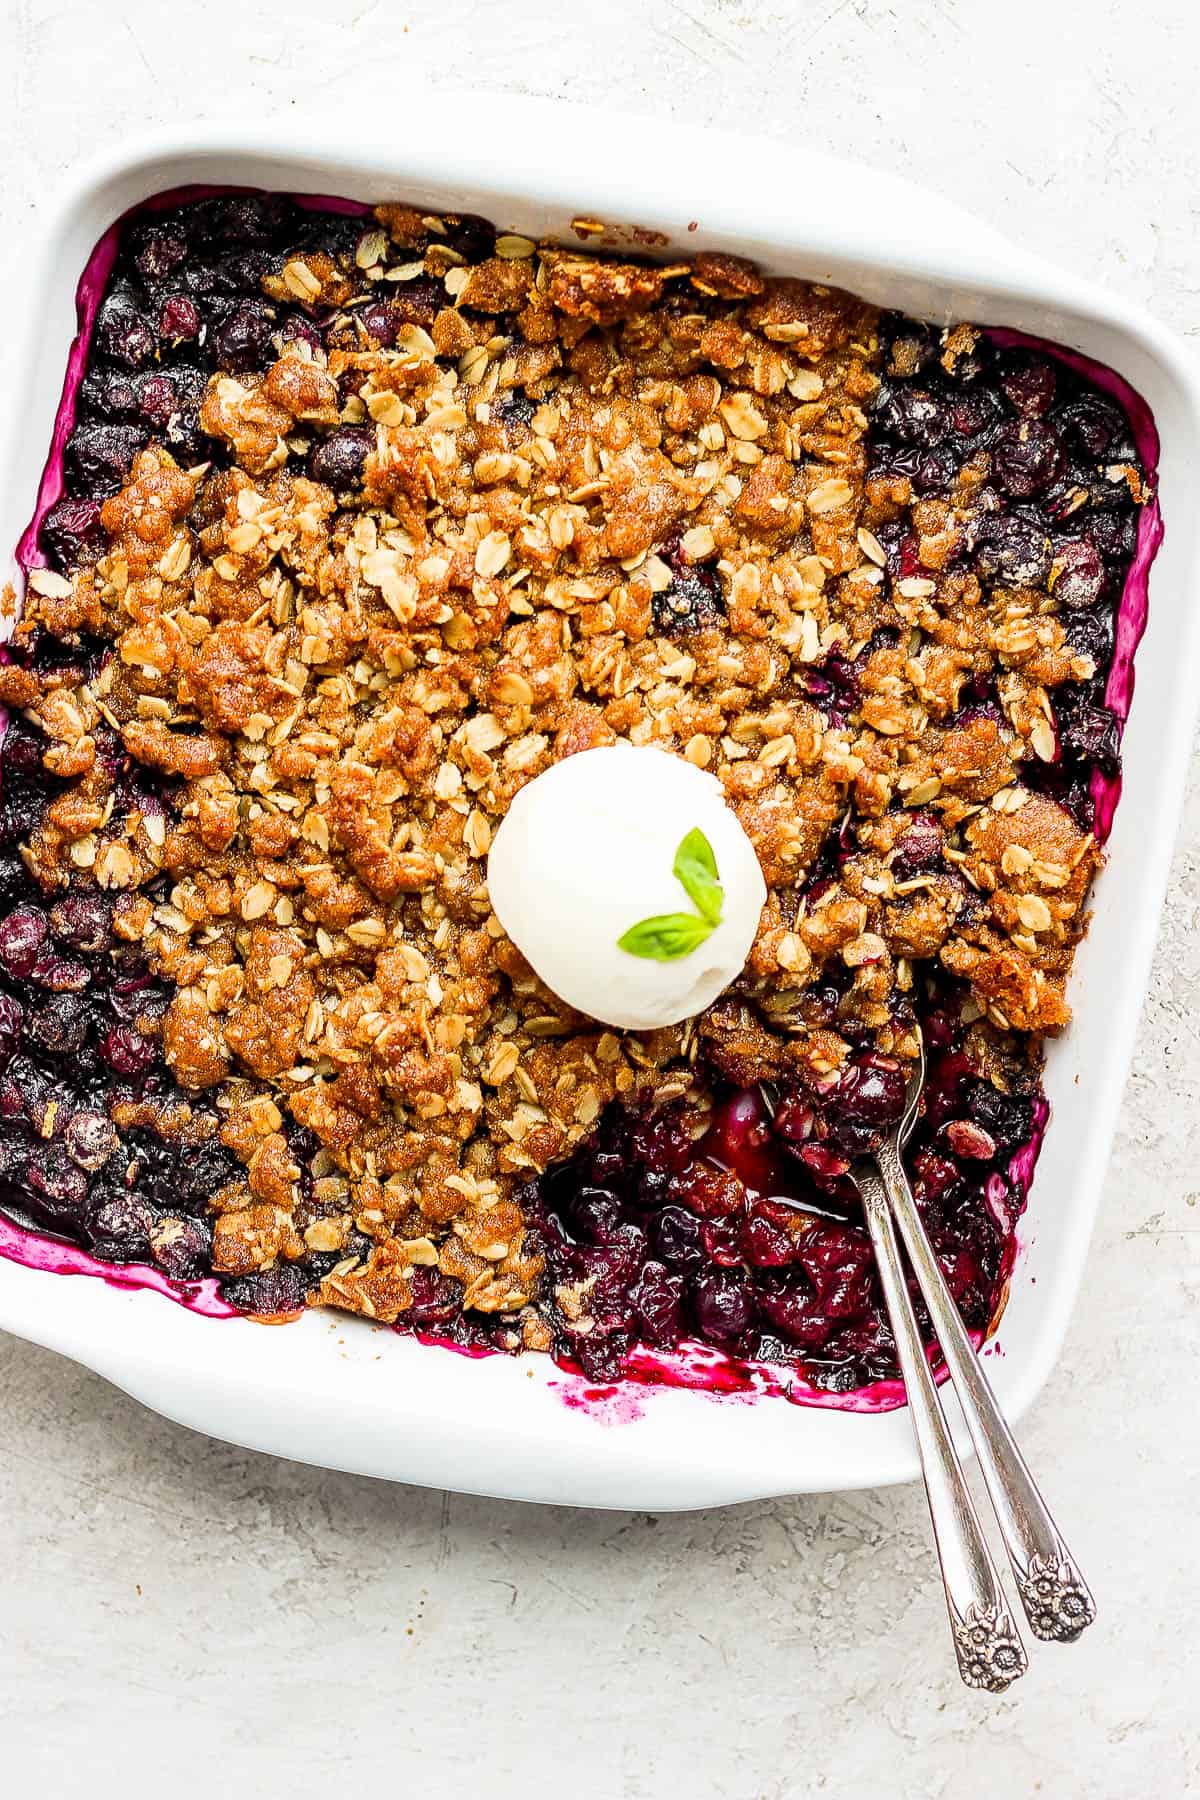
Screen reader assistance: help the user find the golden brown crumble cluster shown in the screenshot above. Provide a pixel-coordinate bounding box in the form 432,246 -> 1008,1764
6,211 -> 1114,1327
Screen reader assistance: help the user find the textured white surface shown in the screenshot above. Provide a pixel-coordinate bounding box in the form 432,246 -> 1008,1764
1,0 -> 1198,1791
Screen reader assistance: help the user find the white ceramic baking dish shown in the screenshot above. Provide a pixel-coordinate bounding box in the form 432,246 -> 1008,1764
1,96 -> 1196,1509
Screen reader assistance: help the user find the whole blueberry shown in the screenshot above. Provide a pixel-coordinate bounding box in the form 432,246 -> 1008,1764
50,892 -> 112,953
132,226 -> 189,285
40,498 -> 106,569
1059,700 -> 1121,769
158,293 -> 202,343
210,299 -> 274,373
175,1138 -> 244,1208
964,1079 -> 1035,1154
98,1024 -> 158,1077
571,1186 -> 625,1243
81,367 -> 140,420
630,1261 -> 685,1344
221,1265 -> 307,1316
653,1205 -> 705,1270
149,1213 -> 213,1281
690,1268 -> 755,1342
0,905 -> 48,978
997,350 -> 1057,418
64,1109 -> 119,1172
205,193 -> 294,246
65,423 -> 144,497
1056,397 -> 1127,460
494,392 -> 536,431
276,313 -> 324,355
1051,538 -> 1105,609
948,386 -> 1003,438
756,1279 -> 824,1346
1089,508 -> 1139,560
27,950 -> 90,993
87,1189 -> 155,1262
307,425 -> 374,491
95,294 -> 157,370
406,1267 -> 466,1326
991,419 -> 1065,499
1,717 -> 48,775
574,1328 -> 633,1383
874,383 -> 949,446
443,213 -> 495,265
972,513 -> 1052,587
26,1147 -> 90,1219
910,444 -> 961,494
892,810 -> 944,879
27,994 -> 89,1056
823,1056 -> 908,1157
652,562 -> 725,636
1062,609 -> 1114,666
135,372 -> 181,431
356,299 -> 399,347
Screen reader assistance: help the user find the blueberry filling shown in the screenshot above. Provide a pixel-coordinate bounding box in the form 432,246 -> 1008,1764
869,317 -> 1143,832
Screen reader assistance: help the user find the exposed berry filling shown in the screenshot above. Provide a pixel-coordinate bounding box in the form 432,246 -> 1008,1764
519,998 -> 1038,1388
0,191 -> 1155,1395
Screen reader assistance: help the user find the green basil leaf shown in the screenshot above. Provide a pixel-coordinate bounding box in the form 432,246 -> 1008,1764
617,912 -> 716,961
673,827 -> 724,926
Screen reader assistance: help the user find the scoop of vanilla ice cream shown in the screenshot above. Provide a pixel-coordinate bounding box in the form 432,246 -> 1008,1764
486,744 -> 767,1031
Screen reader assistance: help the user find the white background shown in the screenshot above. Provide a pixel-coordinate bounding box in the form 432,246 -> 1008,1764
1,1 -> 1198,1793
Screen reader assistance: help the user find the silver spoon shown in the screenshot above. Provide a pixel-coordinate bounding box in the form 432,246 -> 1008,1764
853,1157 -> 1028,1690
874,1034 -> 1097,1646
851,1032 -> 1095,1690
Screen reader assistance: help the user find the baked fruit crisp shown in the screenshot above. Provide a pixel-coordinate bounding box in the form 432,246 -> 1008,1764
0,191 -> 1156,1394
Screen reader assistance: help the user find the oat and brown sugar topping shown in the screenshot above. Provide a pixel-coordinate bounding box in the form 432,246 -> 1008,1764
6,195 -> 1149,1357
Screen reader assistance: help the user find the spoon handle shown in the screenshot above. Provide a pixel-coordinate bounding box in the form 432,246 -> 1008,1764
876,1136 -> 1097,1644
856,1163 -> 1027,1691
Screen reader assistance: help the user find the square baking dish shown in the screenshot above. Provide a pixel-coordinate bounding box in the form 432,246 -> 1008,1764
1,96 -> 1197,1508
